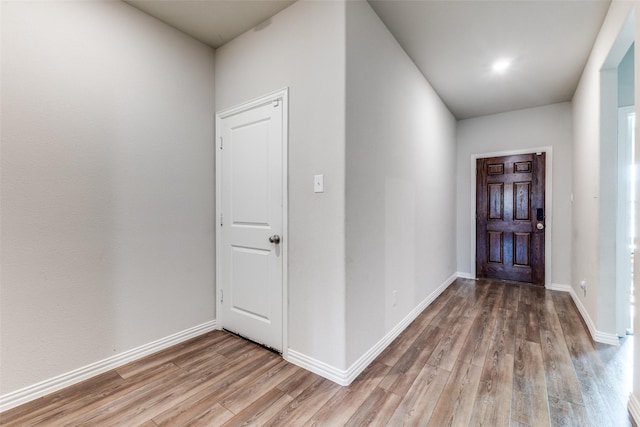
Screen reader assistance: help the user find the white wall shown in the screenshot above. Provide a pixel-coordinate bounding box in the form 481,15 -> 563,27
345,0 -> 457,366
215,1 -> 347,370
572,1 -> 635,338
1,1 -> 216,395
571,5 -> 640,419
456,103 -> 573,287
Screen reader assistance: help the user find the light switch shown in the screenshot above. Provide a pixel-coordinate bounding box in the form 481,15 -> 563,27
314,174 -> 324,193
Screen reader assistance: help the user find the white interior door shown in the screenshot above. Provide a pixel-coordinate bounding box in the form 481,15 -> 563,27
217,90 -> 286,352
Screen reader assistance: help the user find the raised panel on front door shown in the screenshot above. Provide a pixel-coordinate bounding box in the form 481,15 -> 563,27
487,163 -> 505,175
230,246 -> 271,322
487,231 -> 504,264
488,183 -> 504,220
513,182 -> 531,221
514,161 -> 532,173
513,232 -> 531,267
230,119 -> 271,226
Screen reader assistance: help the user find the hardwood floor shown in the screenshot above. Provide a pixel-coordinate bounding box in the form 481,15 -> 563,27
0,278 -> 633,426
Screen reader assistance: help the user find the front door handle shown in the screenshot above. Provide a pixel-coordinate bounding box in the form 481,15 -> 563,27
536,208 -> 545,231
269,235 -> 281,244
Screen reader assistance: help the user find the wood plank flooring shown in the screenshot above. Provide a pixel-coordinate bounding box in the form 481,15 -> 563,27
0,278 -> 633,426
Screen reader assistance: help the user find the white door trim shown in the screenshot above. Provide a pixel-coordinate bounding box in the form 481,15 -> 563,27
215,88 -> 289,358
470,146 -> 553,286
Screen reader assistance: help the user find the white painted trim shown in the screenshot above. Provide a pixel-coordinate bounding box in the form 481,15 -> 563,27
286,350 -> 349,386
215,88 -> 289,357
343,272 -> 458,384
0,320 -> 217,412
281,89 -> 289,359
470,147 -> 553,286
628,393 -> 640,425
547,284 -> 620,346
545,283 -> 573,292
285,272 -> 458,386
456,271 -> 473,279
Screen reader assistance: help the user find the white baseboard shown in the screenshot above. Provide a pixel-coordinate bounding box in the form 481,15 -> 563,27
456,271 -> 476,280
286,349 -> 349,386
546,282 -> 573,292
0,320 -> 217,412
343,272 -> 458,384
286,272 -> 458,386
546,283 -> 619,346
456,271 -> 474,279
629,393 -> 640,426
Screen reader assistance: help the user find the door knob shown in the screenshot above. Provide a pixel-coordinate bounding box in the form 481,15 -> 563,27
269,235 -> 281,244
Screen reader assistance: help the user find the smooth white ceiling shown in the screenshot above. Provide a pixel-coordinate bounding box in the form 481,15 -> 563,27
368,0 -> 611,119
124,0 -> 296,48
125,0 -> 612,119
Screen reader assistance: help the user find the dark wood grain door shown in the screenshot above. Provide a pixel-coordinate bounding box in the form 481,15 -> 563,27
476,153 -> 545,285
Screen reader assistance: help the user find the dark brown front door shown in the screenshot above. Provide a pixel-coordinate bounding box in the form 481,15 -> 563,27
476,153 -> 545,285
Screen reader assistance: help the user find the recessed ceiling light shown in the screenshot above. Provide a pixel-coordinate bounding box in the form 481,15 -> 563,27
492,59 -> 511,73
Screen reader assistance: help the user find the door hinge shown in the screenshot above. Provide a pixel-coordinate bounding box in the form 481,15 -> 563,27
219,137 -> 223,150
220,289 -> 224,303
273,99 -> 280,108
220,213 -> 223,226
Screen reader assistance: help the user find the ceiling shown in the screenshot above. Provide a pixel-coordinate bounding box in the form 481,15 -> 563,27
368,0 -> 611,119
125,0 -> 612,120
125,0 -> 296,48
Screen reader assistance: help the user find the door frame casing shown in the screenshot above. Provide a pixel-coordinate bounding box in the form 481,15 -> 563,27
215,88 -> 289,358
470,147 -> 553,286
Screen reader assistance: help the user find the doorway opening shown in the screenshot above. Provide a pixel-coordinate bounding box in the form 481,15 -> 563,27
606,36 -> 635,338
629,110 -> 636,335
618,106 -> 636,336
600,11 -> 635,411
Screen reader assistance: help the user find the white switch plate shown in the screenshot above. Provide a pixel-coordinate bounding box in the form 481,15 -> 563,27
314,174 -> 324,193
